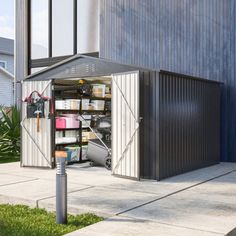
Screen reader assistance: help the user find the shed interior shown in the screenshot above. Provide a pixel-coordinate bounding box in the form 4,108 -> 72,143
53,76 -> 113,169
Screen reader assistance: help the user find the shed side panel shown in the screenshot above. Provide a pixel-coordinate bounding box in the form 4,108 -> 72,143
140,71 -> 159,180
159,73 -> 220,180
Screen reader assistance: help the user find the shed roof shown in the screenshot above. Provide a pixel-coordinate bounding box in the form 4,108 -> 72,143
25,54 -> 151,81
0,37 -> 14,55
25,54 -> 222,85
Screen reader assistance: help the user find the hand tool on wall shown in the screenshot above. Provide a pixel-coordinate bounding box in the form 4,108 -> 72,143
34,110 -> 42,132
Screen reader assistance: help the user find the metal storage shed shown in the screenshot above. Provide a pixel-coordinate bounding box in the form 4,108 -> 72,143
21,55 -> 221,180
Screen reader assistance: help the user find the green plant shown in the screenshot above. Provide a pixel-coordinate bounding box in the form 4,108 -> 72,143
0,106 -> 21,157
0,204 -> 103,236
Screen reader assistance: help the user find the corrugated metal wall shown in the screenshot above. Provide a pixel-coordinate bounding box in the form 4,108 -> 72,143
139,71 -> 159,180
158,72 -> 221,179
140,71 -> 221,180
21,81 -> 52,167
100,0 -> 234,162
112,71 -> 140,179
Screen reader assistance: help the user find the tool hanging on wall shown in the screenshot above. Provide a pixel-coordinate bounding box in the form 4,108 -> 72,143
23,91 -> 51,132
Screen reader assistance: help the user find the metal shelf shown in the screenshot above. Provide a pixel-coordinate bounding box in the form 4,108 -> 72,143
56,128 -> 80,131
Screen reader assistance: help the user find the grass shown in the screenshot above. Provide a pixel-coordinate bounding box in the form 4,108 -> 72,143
0,204 -> 103,236
0,155 -> 20,164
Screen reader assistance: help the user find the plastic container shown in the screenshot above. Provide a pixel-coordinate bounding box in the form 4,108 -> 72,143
92,84 -> 106,98
65,117 -> 79,129
82,99 -> 90,110
56,99 -> 80,110
61,114 -> 80,129
91,100 -> 105,110
80,115 -> 92,128
55,137 -> 77,144
82,132 -> 97,142
81,145 -> 88,160
65,146 -> 80,162
56,117 -> 66,129
66,99 -> 80,110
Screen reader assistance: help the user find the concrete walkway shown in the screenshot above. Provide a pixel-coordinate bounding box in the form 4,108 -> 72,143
0,162 -> 236,235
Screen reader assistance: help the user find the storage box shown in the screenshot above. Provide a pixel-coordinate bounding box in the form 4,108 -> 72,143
65,130 -> 79,137
56,117 -> 66,129
80,115 -> 92,128
92,84 -> 106,98
56,99 -> 80,110
65,146 -> 80,162
82,99 -> 90,110
91,100 -> 105,110
55,137 -> 77,144
56,100 -> 70,110
65,117 -> 79,129
61,114 -> 80,129
82,132 -> 97,142
81,145 -> 88,160
67,99 -> 80,110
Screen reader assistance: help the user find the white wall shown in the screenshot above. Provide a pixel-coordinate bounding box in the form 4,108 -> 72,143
0,72 -> 13,107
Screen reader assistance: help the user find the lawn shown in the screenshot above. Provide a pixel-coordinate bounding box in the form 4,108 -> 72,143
0,204 -> 103,236
0,155 -> 20,164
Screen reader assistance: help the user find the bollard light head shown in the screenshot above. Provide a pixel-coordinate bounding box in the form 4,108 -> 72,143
55,151 -> 67,159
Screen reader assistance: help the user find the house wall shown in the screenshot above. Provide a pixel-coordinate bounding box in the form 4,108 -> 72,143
0,72 -> 13,107
100,0 -> 235,162
0,54 -> 14,75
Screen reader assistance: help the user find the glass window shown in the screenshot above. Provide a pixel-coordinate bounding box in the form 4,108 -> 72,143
52,0 -> 74,57
0,61 -> 7,69
31,0 -> 49,59
77,0 -> 99,54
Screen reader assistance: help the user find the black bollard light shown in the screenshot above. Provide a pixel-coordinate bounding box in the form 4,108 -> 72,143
55,151 -> 67,224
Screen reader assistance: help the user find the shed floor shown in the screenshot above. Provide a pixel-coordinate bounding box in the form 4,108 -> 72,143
0,162 -> 236,235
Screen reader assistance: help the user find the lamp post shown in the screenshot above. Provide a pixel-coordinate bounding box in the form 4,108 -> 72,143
55,151 -> 67,224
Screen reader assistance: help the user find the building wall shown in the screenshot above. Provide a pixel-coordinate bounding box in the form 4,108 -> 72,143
0,72 -> 13,107
100,0 -> 235,162
0,54 -> 14,75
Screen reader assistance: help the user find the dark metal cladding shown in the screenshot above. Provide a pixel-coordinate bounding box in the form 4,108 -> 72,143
140,71 -> 221,180
140,71 -> 160,180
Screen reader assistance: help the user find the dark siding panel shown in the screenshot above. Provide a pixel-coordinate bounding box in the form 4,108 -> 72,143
100,0 -> 234,162
140,71 -> 159,180
158,72 -> 220,180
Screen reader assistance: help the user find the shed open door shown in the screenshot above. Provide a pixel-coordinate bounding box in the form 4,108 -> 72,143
21,81 -> 52,168
112,71 -> 140,179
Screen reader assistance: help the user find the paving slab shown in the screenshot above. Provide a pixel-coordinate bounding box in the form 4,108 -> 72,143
65,216 -> 223,236
38,186 -> 159,217
0,178 -> 91,207
122,171 -> 236,235
0,173 -> 36,186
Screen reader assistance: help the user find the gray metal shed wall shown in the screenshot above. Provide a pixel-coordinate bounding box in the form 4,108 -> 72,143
139,71 -> 221,180
139,71 -> 159,180
100,0 -> 233,162
158,72 -> 220,180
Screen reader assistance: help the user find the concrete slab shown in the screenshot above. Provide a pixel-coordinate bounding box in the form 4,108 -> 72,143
0,162 -> 236,235
38,186 -> 158,217
123,171 -> 236,235
0,178 -> 91,207
0,173 -> 36,186
65,216 -> 223,236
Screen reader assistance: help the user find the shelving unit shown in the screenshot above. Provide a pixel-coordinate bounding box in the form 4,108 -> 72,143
54,80 -> 112,164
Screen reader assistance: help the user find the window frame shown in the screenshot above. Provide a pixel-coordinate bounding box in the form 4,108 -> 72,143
28,0 -> 82,74
0,61 -> 7,70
